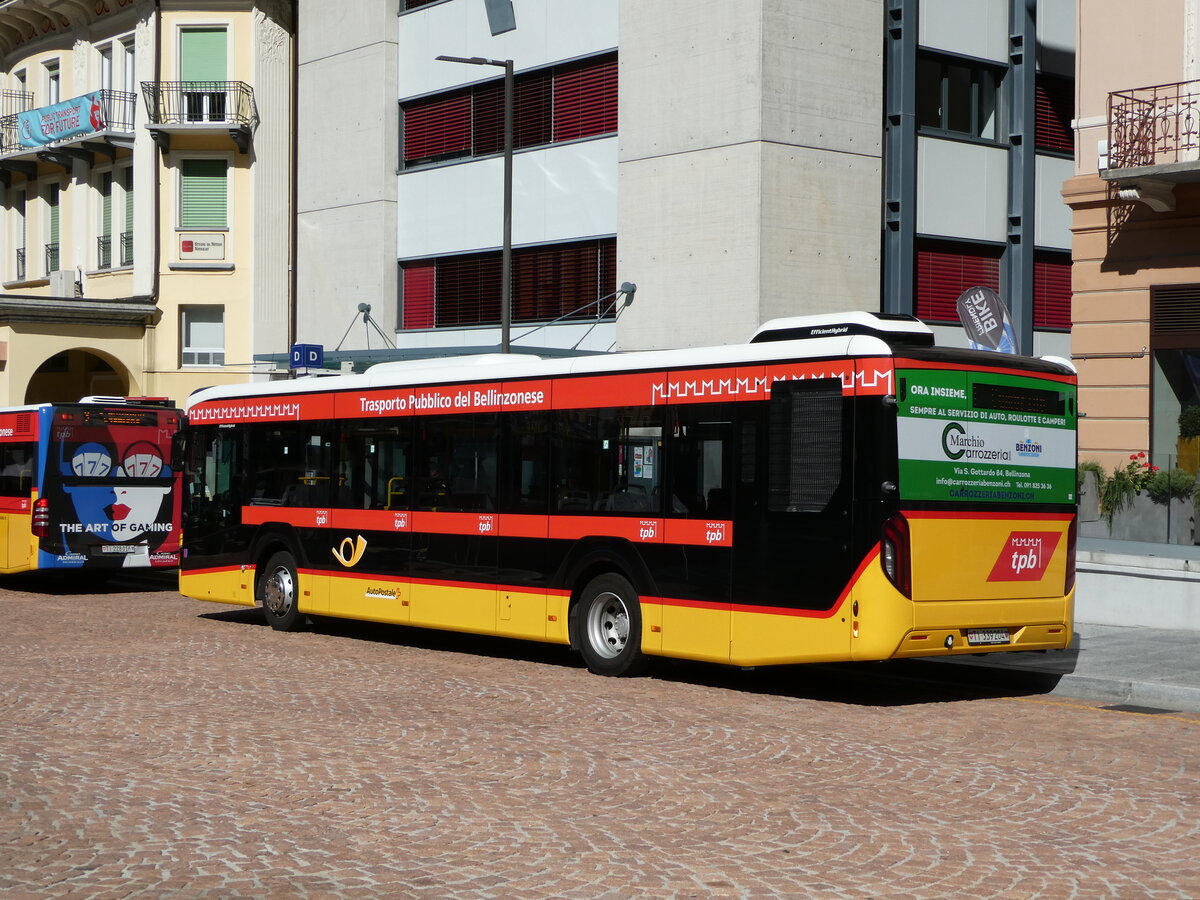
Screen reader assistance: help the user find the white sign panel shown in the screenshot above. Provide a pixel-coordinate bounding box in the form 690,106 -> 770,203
178,233 -> 226,261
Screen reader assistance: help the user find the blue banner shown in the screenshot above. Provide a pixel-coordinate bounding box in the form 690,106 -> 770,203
17,93 -> 108,148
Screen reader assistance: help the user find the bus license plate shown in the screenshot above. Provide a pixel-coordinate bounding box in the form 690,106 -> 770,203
967,628 -> 1010,646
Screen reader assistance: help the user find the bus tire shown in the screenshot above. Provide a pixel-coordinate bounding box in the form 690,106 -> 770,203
259,551 -> 305,632
576,573 -> 647,677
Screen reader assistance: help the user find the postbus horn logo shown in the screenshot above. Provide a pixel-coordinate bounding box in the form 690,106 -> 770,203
332,534 -> 367,567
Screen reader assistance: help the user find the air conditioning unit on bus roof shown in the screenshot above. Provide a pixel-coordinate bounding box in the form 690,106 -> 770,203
750,312 -> 934,347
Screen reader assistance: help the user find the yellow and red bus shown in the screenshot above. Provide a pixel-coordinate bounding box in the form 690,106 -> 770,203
0,397 -> 182,574
179,313 -> 1077,675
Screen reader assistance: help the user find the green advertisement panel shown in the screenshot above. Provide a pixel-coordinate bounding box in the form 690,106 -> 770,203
896,367 -> 1077,504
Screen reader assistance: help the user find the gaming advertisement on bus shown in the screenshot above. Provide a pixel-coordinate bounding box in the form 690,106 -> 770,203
38,405 -> 182,569
895,367 -> 1077,506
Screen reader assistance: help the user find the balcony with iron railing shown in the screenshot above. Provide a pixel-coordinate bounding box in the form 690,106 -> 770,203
15,247 -> 25,281
1105,80 -> 1200,211
141,81 -> 258,153
44,243 -> 59,276
0,89 -> 137,159
95,232 -> 134,270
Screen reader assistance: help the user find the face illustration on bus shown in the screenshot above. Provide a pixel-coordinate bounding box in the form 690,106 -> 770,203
60,440 -> 174,551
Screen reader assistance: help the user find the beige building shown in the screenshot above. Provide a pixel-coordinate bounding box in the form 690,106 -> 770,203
1065,0 -> 1200,471
0,0 -> 292,407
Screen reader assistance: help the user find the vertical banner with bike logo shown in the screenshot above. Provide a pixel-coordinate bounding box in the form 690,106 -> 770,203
895,368 -> 1076,504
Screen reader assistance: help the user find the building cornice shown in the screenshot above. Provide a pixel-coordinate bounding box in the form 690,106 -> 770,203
0,292 -> 156,326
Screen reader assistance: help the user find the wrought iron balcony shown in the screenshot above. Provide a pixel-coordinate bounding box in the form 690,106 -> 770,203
15,247 -> 25,282
1107,80 -> 1200,174
97,235 -> 112,270
0,89 -> 136,158
45,243 -> 59,275
120,231 -> 133,267
141,81 -> 258,153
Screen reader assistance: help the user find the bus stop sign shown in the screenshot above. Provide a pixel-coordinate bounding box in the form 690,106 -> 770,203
290,343 -> 324,370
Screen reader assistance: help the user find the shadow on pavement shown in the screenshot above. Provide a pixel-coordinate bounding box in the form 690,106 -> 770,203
0,569 -> 178,596
199,606 -> 1076,708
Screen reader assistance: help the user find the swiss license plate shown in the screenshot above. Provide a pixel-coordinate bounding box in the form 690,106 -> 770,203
967,628 -> 1010,646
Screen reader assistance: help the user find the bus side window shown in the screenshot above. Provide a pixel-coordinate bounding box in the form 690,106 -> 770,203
501,412 -> 548,514
415,415 -> 498,512
767,379 -> 844,513
0,443 -> 35,497
667,404 -> 734,518
552,408 -> 663,515
340,422 -> 411,510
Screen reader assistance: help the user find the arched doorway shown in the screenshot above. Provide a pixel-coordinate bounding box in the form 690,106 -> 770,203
25,349 -> 131,404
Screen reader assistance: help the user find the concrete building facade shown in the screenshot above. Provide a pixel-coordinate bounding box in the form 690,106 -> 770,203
293,0 -> 1074,366
0,0 -> 292,407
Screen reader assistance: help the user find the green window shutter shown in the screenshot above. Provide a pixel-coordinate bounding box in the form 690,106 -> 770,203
180,28 -> 227,82
48,185 -> 59,244
101,172 -> 113,237
180,159 -> 227,229
124,168 -> 133,230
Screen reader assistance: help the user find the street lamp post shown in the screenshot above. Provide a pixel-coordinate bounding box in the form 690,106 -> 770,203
436,55 -> 514,352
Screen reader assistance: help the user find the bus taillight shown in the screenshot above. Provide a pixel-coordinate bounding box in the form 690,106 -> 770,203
881,513 -> 911,598
31,497 -> 50,538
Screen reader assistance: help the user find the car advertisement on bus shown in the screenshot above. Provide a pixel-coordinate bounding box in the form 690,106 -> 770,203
895,367 -> 1077,505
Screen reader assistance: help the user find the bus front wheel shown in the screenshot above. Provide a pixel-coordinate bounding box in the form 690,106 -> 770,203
576,573 -> 647,677
259,551 -> 305,632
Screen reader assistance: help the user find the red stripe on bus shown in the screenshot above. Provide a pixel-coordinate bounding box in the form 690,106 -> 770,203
182,564 -> 248,577
188,359 -> 900,425
0,410 -> 39,441
0,497 -> 31,513
894,358 -> 1076,384
244,506 -> 734,547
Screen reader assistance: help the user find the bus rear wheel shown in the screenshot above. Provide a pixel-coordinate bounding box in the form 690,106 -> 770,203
576,573 -> 647,677
259,551 -> 305,632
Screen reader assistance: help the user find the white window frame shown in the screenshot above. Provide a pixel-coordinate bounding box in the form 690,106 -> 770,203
44,59 -> 60,104
9,184 -> 27,283
177,24 -> 231,123
171,151 -> 233,269
180,305 -> 226,368
92,161 -> 133,271
40,176 -> 62,276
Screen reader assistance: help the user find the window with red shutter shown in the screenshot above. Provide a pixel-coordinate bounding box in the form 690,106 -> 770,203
1035,74 -> 1074,155
553,56 -> 618,142
1033,251 -> 1071,329
401,263 -> 436,329
403,92 -> 471,164
400,239 -> 618,329
915,239 -> 1003,323
401,52 -> 617,168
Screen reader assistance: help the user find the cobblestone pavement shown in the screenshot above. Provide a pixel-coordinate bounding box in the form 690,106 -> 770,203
2,576 -> 1199,900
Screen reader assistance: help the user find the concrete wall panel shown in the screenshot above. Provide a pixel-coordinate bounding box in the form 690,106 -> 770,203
758,143 -> 881,322
297,202 -> 399,342
1036,0 -> 1075,76
760,0 -> 882,155
618,0 -> 765,161
1035,154 -> 1074,249
616,144 -> 764,351
919,0 -> 1008,63
917,137 -> 1009,243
